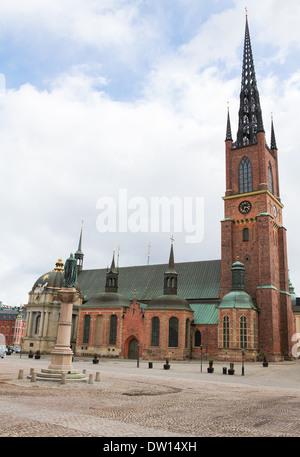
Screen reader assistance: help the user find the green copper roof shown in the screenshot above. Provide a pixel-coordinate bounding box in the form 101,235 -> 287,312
190,303 -> 219,325
219,290 -> 256,309
147,294 -> 192,311
78,259 -> 221,303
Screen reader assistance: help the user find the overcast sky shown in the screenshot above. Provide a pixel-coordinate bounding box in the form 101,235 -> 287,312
1,0 -> 300,306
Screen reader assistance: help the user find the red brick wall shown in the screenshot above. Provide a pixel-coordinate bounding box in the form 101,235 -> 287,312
191,324 -> 218,359
143,308 -> 194,361
121,300 -> 145,358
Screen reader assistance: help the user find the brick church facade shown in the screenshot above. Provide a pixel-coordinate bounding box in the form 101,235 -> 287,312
24,17 -> 296,362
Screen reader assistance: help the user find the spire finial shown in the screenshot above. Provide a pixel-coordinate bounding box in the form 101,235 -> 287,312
117,244 -> 120,269
147,242 -> 151,265
245,7 -> 248,18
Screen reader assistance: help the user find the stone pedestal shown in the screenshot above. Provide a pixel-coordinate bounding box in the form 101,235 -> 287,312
48,287 -> 78,371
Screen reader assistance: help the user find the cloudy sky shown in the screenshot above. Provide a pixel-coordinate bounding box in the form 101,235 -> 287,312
1,0 -> 300,306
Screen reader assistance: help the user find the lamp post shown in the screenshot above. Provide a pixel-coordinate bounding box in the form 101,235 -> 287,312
137,341 -> 140,368
200,345 -> 203,372
241,347 -> 245,376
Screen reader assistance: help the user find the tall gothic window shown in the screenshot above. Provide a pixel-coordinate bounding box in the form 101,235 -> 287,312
109,315 -> 118,345
240,316 -> 247,349
151,317 -> 160,347
34,313 -> 41,335
94,315 -> 104,346
194,329 -> 201,347
168,317 -> 178,348
268,162 -> 274,195
239,157 -> 252,193
223,315 -> 230,349
82,315 -> 90,344
185,318 -> 190,348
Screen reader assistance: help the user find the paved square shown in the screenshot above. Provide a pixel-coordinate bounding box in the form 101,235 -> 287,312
0,354 -> 299,437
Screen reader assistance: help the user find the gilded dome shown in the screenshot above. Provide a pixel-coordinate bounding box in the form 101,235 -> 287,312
31,259 -> 81,294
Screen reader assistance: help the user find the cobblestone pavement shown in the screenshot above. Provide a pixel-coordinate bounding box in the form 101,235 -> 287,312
0,354 -> 299,438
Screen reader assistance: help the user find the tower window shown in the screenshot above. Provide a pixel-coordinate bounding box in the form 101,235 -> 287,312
239,157 -> 252,193
243,227 -> 249,241
268,162 -> 274,195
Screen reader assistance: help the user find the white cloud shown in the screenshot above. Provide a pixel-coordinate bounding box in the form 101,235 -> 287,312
0,1 -> 300,305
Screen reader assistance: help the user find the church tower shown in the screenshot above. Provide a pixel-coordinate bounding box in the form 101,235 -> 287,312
220,16 -> 295,360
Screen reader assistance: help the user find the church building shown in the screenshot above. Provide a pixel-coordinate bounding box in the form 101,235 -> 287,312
24,17 -> 296,362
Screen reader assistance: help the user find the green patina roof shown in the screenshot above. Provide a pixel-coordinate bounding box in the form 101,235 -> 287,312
219,290 -> 257,309
147,294 -> 192,311
190,303 -> 219,325
77,259 -> 221,304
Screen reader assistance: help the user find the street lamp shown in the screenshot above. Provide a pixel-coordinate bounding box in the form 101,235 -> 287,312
200,345 -> 203,372
241,346 -> 245,376
137,341 -> 140,368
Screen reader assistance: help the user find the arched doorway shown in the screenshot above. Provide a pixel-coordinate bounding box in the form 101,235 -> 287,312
128,338 -> 139,359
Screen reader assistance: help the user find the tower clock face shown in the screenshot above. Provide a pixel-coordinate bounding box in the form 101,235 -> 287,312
238,200 -> 252,214
273,205 -> 277,218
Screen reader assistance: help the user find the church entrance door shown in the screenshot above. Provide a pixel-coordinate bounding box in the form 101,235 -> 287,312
128,338 -> 139,359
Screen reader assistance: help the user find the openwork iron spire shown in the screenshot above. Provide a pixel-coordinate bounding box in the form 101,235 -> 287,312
236,17 -> 264,147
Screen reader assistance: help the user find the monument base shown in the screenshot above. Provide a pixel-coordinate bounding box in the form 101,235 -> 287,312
48,348 -> 73,371
32,368 -> 88,382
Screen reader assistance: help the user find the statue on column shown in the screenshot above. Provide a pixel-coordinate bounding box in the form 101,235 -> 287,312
63,253 -> 77,288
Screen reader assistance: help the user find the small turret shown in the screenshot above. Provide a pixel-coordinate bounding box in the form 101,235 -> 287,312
75,221 -> 84,274
105,252 -> 119,293
163,238 -> 178,295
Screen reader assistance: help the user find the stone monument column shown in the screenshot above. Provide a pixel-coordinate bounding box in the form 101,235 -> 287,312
48,287 -> 78,371
48,253 -> 78,371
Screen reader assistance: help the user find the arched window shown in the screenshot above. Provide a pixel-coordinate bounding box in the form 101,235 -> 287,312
94,315 -> 104,346
34,314 -> 41,335
223,315 -> 230,349
82,315 -> 90,344
109,315 -> 117,345
243,227 -> 249,241
185,318 -> 190,348
194,329 -> 201,347
239,157 -> 252,193
240,316 -> 247,349
268,162 -> 274,195
151,317 -> 160,347
168,317 -> 178,348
